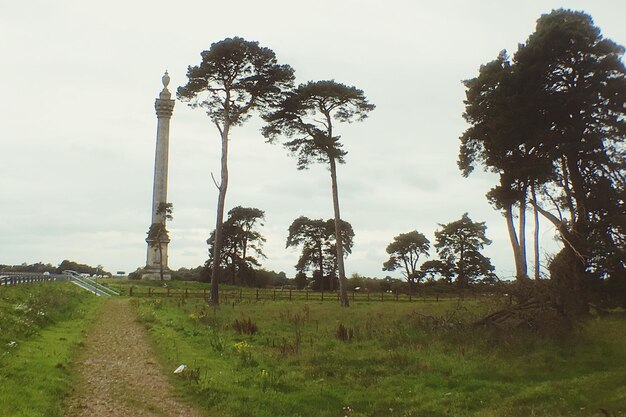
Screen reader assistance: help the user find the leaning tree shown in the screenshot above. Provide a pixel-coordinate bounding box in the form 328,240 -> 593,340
263,80 -> 374,306
178,37 -> 294,304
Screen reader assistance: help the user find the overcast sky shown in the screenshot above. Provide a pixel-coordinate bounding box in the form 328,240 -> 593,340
1,1 -> 624,278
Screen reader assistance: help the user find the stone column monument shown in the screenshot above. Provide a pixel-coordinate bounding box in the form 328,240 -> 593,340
143,71 -> 175,280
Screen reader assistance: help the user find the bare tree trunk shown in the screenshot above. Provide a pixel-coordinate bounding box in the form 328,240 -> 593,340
318,245 -> 324,294
560,157 -> 577,225
403,256 -> 413,294
329,157 -> 349,307
505,204 -> 527,280
458,246 -> 466,289
210,123 -> 230,305
531,184 -> 540,280
518,183 -> 528,279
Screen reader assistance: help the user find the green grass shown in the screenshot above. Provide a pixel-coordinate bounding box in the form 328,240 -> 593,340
0,283 -> 102,417
135,295 -> 626,417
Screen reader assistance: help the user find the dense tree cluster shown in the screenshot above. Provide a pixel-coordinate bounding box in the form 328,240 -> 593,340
286,216 -> 354,292
383,214 -> 495,291
1,261 -> 110,276
460,9 -> 625,310
383,231 -> 430,291
0,262 -> 56,274
56,260 -> 110,276
207,206 -> 266,286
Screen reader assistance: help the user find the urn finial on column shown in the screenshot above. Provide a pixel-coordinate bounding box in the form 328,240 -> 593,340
160,70 -> 172,100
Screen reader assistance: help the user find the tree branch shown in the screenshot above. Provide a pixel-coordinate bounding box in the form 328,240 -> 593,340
529,200 -> 586,263
211,172 -> 221,190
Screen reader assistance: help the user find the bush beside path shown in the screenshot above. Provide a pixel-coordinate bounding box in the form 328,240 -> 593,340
64,298 -> 201,417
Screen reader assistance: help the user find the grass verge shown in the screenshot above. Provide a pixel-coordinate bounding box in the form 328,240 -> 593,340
136,296 -> 626,417
0,283 -> 102,417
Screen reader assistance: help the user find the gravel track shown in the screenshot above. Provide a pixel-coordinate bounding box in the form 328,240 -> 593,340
64,298 -> 201,417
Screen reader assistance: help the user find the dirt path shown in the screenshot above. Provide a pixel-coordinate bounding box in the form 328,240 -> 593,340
64,298 -> 201,417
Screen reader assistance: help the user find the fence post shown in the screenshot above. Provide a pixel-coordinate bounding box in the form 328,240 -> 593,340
395,291 -> 399,301
273,289 -> 276,301
289,289 -> 292,301
148,287 -> 152,297
321,291 -> 324,302
256,289 -> 259,301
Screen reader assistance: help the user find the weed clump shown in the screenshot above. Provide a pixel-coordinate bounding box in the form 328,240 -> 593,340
336,323 -> 354,342
232,317 -> 258,335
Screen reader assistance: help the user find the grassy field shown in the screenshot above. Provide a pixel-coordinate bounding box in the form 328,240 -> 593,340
0,282 -> 102,417
132,289 -> 626,417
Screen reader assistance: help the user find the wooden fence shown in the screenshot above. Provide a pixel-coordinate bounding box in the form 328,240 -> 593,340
126,287 -> 460,303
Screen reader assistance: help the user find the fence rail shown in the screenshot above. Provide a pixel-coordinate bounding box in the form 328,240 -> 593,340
126,287 -> 469,303
0,274 -> 61,286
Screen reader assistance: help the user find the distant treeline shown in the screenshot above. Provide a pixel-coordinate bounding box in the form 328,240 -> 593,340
0,260 -> 111,276
128,264 -> 502,295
